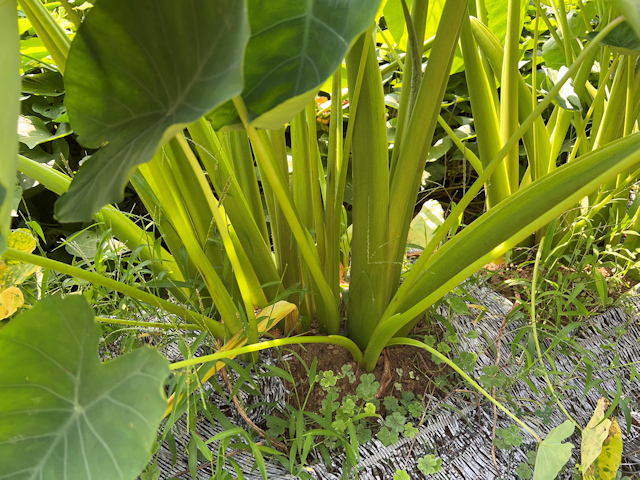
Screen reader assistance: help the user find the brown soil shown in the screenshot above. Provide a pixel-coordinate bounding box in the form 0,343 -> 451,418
279,338 -> 454,420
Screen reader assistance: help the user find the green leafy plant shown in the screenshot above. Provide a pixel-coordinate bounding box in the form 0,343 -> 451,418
4,0 -> 640,477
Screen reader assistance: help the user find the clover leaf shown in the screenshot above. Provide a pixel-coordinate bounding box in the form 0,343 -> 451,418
494,425 -> 523,450
417,454 -> 442,475
386,411 -> 407,434
320,370 -> 337,388
480,365 -> 508,389
356,373 -> 379,402
404,422 -> 419,439
378,426 -> 399,446
384,396 -> 400,411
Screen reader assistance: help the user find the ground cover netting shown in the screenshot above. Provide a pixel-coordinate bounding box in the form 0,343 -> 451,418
149,281 -> 640,479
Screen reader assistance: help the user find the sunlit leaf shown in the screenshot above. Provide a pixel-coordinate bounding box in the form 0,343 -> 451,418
384,0 -> 411,50
57,0 -> 250,222
533,420 -> 575,480
18,115 -> 72,149
589,418 -> 623,480
485,0 -> 529,48
582,398 -> 612,476
587,21 -> 640,55
544,66 -> 582,112
21,71 -> 65,96
407,200 -> 444,249
0,295 -> 169,479
0,286 -> 23,320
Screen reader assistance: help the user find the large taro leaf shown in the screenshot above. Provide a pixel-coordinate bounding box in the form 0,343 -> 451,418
0,295 -> 169,479
56,0 -> 250,222
209,0 -> 381,130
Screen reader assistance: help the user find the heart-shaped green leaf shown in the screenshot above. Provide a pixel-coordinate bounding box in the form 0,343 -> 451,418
533,420 -> 575,480
0,295 -> 169,479
57,0 -> 250,222
209,0 -> 381,129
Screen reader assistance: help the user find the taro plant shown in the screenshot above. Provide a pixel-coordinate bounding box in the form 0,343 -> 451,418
3,0 -> 640,477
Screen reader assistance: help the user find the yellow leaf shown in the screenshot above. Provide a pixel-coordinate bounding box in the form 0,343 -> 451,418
0,262 -> 38,288
582,398 -> 612,478
0,287 -> 24,320
593,418 -> 623,480
7,229 -> 37,256
0,229 -> 39,287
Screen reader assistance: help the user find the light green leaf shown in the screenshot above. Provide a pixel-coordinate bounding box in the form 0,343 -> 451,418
0,0 -> 20,256
533,420 -> 575,480
407,199 -> 444,249
0,295 -> 169,479
57,0 -> 250,222
544,66 -> 582,112
384,0 -> 412,50
582,398 -> 612,476
393,470 -> 410,480
209,0 -> 381,129
426,136 -> 453,162
485,0 -> 529,48
18,115 -> 72,149
63,229 -> 129,259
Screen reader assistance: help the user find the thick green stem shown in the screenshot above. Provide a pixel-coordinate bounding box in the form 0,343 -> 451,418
387,0 -> 466,287
364,18 -> 626,369
500,0 -> 521,194
324,69 -> 343,303
139,154 -> 243,334
345,31 -> 392,349
0,2 -> 19,254
233,97 -> 340,334
459,12 -> 505,207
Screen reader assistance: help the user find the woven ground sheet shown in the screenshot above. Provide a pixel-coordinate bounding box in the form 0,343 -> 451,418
154,283 -> 640,479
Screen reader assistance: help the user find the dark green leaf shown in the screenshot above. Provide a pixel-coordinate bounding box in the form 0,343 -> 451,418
612,0 -> 640,39
0,295 -> 169,479
586,21 -> 640,54
58,0 -> 250,221
21,72 -> 65,96
209,0 -> 381,129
